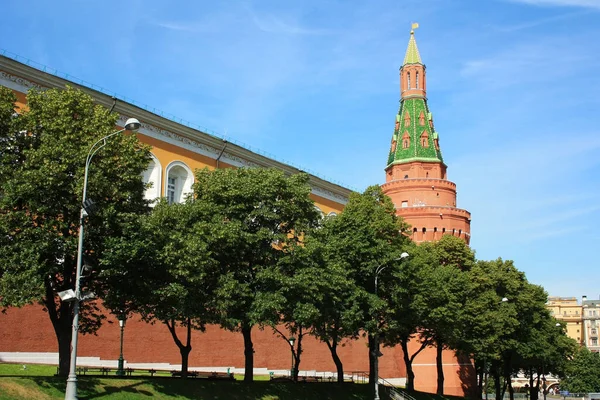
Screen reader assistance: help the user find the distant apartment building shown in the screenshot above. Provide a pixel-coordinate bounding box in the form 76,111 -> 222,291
582,296 -> 600,353
547,297 -> 583,345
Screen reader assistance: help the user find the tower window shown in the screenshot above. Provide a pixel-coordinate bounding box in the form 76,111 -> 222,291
420,131 -> 429,148
404,174 -> 409,179
401,201 -> 408,208
407,72 -> 411,89
391,140 -> 397,152
416,71 -> 419,89
402,131 -> 410,149
419,112 -> 425,126
404,112 -> 410,127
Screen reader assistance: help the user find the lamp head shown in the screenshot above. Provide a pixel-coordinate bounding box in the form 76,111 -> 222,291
124,118 -> 141,131
501,297 -> 509,303
289,336 -> 296,346
400,252 -> 409,259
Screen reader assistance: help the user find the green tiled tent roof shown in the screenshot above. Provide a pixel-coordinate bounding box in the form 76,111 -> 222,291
387,97 -> 444,167
403,31 -> 422,65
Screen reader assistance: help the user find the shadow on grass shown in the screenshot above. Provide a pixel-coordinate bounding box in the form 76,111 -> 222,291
17,375 -> 371,400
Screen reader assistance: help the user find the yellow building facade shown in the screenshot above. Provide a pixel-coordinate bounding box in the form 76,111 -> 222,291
546,297 -> 583,345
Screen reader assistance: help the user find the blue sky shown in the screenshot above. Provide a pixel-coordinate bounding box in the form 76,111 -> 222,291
2,0 -> 599,299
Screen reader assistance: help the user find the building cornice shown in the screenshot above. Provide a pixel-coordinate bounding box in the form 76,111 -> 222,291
0,55 -> 351,205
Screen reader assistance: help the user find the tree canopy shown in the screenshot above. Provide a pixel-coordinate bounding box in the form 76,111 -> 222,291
0,86 -> 151,376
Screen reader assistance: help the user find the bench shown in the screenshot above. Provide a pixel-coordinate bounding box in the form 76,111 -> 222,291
171,370 -> 199,378
76,367 -> 112,376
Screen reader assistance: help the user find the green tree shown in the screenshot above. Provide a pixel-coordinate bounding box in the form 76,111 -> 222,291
192,167 -> 318,382
460,259 -> 517,399
385,240 -> 431,392
302,235 -> 366,384
518,318 -> 577,400
309,185 -> 410,393
414,235 -> 474,395
101,199 -> 231,377
0,87 -> 150,376
562,347 -> 600,393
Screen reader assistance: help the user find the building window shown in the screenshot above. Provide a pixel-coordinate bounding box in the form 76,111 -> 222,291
401,201 -> 408,208
142,154 -> 162,205
167,177 -> 176,204
407,73 -> 411,89
593,338 -> 598,346
391,140 -> 397,152
419,111 -> 425,126
404,112 -> 411,127
164,161 -> 194,204
416,71 -> 419,89
593,329 -> 597,335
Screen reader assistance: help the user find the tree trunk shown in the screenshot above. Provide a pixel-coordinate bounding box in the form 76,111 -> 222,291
504,355 -> 514,400
45,279 -> 73,377
242,322 -> 254,383
476,360 -> 484,400
529,368 -> 538,400
292,329 -> 303,382
399,337 -> 430,392
493,369 -> 502,400
436,339 -> 445,395
166,318 -> 192,378
325,340 -> 344,384
368,334 -> 377,397
57,326 -> 72,377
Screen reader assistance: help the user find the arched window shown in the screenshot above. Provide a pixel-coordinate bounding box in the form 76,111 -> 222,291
402,131 -> 410,149
165,161 -> 194,204
391,140 -> 397,152
407,72 -> 411,90
419,111 -> 425,126
315,206 -> 325,219
420,131 -> 429,148
142,153 -> 162,205
416,71 -> 419,89
404,112 -> 411,127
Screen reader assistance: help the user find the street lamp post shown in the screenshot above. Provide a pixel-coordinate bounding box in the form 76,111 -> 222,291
64,118 -> 141,400
116,314 -> 127,376
373,252 -> 409,400
289,336 -> 296,380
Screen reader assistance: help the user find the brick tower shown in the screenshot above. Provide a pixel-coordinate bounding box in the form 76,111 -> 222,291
381,28 -> 471,243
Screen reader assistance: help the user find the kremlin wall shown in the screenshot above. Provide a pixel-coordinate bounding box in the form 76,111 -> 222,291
0,30 -> 475,396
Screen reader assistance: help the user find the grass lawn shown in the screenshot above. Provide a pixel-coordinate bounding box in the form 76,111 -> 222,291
0,363 -> 465,400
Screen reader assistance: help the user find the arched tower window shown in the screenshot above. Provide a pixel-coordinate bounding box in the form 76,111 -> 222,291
402,131 -> 410,149
407,72 -> 411,89
419,111 -> 425,126
420,131 -> 429,148
416,71 -> 419,89
391,140 -> 397,152
404,112 -> 410,127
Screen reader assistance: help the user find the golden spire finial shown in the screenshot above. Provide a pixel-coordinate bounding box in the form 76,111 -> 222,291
411,22 -> 419,34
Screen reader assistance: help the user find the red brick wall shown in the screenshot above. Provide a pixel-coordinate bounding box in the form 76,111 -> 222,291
0,305 -> 473,395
